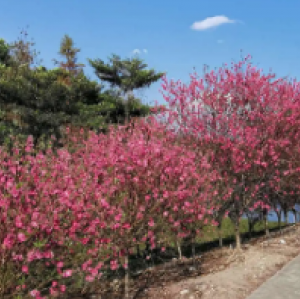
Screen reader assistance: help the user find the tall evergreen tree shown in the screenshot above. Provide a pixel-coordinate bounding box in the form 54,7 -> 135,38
89,54 -> 164,122
55,34 -> 84,83
0,32 -> 155,150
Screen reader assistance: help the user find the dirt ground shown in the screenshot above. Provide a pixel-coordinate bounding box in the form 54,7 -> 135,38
70,224 -> 300,299
132,224 -> 300,299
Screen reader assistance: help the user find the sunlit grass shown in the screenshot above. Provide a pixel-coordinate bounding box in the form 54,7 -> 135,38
199,217 -> 279,244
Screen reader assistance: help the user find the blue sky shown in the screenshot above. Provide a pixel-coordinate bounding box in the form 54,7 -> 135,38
1,0 -> 300,106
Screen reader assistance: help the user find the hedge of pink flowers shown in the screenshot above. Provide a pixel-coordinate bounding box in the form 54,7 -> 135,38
1,56 -> 300,298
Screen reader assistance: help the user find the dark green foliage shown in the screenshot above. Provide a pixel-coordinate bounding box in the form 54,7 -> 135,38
89,54 -> 164,93
0,32 -> 157,149
0,65 -> 99,147
54,34 -> 84,78
0,39 -> 13,66
89,54 -> 164,122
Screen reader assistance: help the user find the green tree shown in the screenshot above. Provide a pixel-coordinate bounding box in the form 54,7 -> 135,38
0,33 -> 156,150
0,39 -> 13,66
0,63 -> 102,149
89,54 -> 164,122
54,34 -> 84,82
9,28 -> 41,69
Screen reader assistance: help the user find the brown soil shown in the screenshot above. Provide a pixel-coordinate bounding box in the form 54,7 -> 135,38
70,224 -> 300,299
138,224 -> 300,299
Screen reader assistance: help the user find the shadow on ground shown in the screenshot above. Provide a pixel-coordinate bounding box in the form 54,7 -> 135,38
64,224 -> 296,298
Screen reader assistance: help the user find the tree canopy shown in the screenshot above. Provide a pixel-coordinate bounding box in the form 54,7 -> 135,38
0,30 -> 162,150
89,54 -> 164,122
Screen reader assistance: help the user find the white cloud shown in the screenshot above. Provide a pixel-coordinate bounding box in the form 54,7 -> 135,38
191,15 -> 235,31
132,49 -> 140,55
131,48 -> 148,55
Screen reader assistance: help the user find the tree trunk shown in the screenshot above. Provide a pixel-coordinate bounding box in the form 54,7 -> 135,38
191,234 -> 196,266
248,218 -> 253,238
284,210 -> 288,224
125,91 -> 133,125
234,220 -> 241,250
136,244 -> 141,257
124,255 -> 130,299
145,238 -> 150,256
276,211 -> 282,233
263,209 -> 270,237
218,225 -> 223,247
176,239 -> 182,260
264,214 -> 270,237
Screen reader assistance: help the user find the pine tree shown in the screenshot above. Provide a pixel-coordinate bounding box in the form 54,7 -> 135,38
89,54 -> 164,122
55,34 -> 84,83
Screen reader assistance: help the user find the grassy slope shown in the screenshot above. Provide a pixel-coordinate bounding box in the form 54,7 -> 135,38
199,217 -> 279,243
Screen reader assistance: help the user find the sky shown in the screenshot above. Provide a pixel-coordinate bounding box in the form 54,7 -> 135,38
1,0 -> 300,107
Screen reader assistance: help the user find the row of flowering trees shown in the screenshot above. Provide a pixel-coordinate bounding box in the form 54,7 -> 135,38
1,56 -> 300,298
159,56 -> 300,245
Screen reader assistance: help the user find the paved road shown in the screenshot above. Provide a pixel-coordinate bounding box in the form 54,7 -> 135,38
246,254 -> 300,299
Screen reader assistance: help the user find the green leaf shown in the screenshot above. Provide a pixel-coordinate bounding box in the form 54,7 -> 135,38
33,239 -> 47,248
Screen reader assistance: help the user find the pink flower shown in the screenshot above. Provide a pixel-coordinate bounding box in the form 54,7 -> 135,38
15,216 -> 23,228
29,289 -> 40,297
110,260 -> 118,271
174,221 -> 180,227
62,269 -> 72,277
81,237 -> 90,245
31,221 -> 38,228
112,223 -> 121,229
22,265 -> 29,274
148,219 -> 155,227
17,232 -> 27,242
82,259 -> 92,271
43,251 -> 54,259
95,262 -> 104,270
56,261 -> 64,268
184,201 -> 191,207
115,214 -> 122,221
50,288 -> 58,296
89,268 -> 98,276
12,254 -> 23,261
122,223 -> 131,229
85,275 -> 95,282
100,199 -> 110,208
